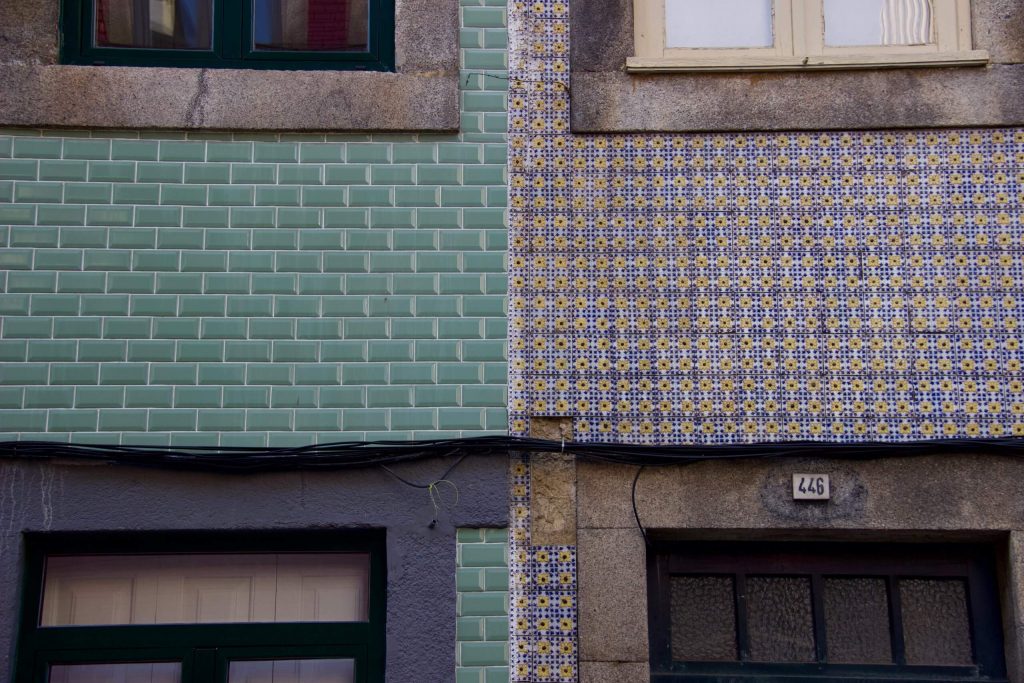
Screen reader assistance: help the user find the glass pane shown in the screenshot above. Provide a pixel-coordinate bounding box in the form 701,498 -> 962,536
824,0 -> 933,46
900,579 -> 973,665
229,659 -> 355,683
41,553 -> 370,626
823,578 -> 893,664
95,0 -> 213,49
746,576 -> 815,662
253,0 -> 369,52
665,0 -> 774,48
670,576 -> 737,661
49,662 -> 180,683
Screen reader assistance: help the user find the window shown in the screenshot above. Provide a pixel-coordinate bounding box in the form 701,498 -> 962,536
647,542 -> 1007,682
629,0 -> 988,71
61,0 -> 395,70
16,532 -> 386,683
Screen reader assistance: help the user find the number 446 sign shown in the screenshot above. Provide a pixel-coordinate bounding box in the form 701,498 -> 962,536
792,474 -> 830,500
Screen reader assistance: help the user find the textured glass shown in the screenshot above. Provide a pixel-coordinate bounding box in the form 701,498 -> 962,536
824,0 -> 933,46
50,662 -> 180,683
670,576 -> 737,661
823,578 -> 892,664
229,659 -> 355,683
253,0 -> 369,51
747,577 -> 815,662
665,0 -> 774,48
95,0 -> 213,49
901,579 -> 973,665
41,553 -> 370,626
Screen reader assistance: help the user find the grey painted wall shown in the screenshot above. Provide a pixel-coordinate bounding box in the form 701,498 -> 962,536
0,454 -> 509,682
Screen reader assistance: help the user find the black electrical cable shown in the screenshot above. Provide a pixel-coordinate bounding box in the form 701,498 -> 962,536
4,436 -> 1024,473
631,465 -> 647,547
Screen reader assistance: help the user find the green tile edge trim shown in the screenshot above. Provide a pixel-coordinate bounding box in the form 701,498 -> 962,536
456,528 -> 510,683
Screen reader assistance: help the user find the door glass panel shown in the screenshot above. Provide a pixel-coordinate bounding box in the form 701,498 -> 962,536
824,577 -> 893,664
670,576 -> 736,661
746,576 -> 815,662
95,0 -> 213,49
253,0 -> 369,51
824,0 -> 933,46
49,662 -> 181,683
664,0 -> 774,49
228,659 -> 355,683
900,578 -> 973,665
41,553 -> 370,626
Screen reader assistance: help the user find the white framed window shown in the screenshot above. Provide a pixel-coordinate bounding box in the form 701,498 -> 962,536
629,0 -> 988,71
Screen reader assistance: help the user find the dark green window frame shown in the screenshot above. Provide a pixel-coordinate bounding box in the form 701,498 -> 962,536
15,530 -> 387,683
60,0 -> 396,70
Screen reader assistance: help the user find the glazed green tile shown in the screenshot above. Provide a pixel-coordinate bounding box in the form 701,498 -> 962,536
275,252 -> 320,273
292,364 -> 338,386
301,186 -> 344,207
111,140 -> 160,161
439,319 -> 484,340
482,145 -> 506,165
482,28 -> 508,49
0,250 -> 33,270
417,252 -> 463,273
196,363 -> 245,385
75,386 -> 126,408
204,229 -> 249,249
232,164 -> 276,184
341,364 -> 388,385
134,206 -> 182,227
252,273 -> 297,295
0,159 -> 39,181
159,142 -> 206,162
152,318 -> 200,339
390,408 -> 437,430
338,408 -> 386,431
147,409 -> 198,431
223,386 -> 270,408
201,273 -> 248,294
12,137 -> 62,159
88,161 -> 135,183
196,409 -> 246,431
391,275 -> 436,296
416,208 -> 461,229
150,363 -> 198,385
101,318 -> 150,339
298,229 -> 344,250
0,294 -> 30,316
58,272 -> 105,293
10,227 -> 59,248
440,274 -> 484,295
38,160 -> 87,182
95,409 -> 147,432
279,165 -> 323,185
244,409 -> 292,431
483,614 -> 509,639
441,187 -> 486,207
412,385 -> 458,407
392,145 -> 436,163
47,409 -> 98,432
7,271 -> 57,293
150,273 -> 197,294
246,363 -> 293,384
348,186 -> 392,207
251,229 -> 297,250
341,318 -> 387,339
224,341 -> 270,363
137,162 -> 184,183
294,274 -> 338,296
438,363 -> 484,385
344,143 -> 390,164
26,341 -> 77,362
391,317 -> 438,339
228,251 -> 274,272
345,230 -> 391,251
483,668 -> 509,683
65,182 -> 114,204
30,295 -> 81,316
181,251 -> 227,272
254,143 -> 298,163
126,341 -> 175,362
392,230 -> 437,251
418,165 -> 462,185
14,181 -> 62,203
85,206 -> 133,227
0,363 -> 49,385
107,228 -> 155,250
207,142 -> 253,163
317,387 -> 364,409
292,409 -> 339,432
231,207 -> 276,228
79,294 -> 129,316
458,592 -> 507,617
463,253 -> 505,272
278,207 -> 322,228
368,253 -> 413,273
394,186 -> 440,207
369,208 -> 416,229
463,340 -> 506,361
324,208 -> 369,228
271,341 -> 318,363
48,363 -> 97,385
37,204 -> 86,226
463,296 -> 505,317
206,185 -> 253,207
345,274 -> 391,295
0,205 -> 36,225
97,363 -> 146,385
174,386 -> 222,408
298,143 -> 344,163
325,164 -> 369,185
463,165 -> 505,185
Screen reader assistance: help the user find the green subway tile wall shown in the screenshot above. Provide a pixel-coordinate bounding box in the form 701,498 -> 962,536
0,0 -> 508,445
457,528 -> 510,683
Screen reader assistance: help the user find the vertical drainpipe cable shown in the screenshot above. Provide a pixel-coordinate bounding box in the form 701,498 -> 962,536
379,454 -> 467,528
631,465 -> 648,547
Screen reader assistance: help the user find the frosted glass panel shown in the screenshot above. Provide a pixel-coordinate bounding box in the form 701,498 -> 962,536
670,576 -> 737,661
823,578 -> 892,664
95,0 -> 213,49
665,0 -> 774,48
824,0 -> 933,46
900,579 -> 973,665
229,659 -> 355,683
747,577 -> 815,662
41,553 -> 370,626
50,662 -> 180,683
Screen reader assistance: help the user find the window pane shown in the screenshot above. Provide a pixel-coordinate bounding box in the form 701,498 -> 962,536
824,0 -> 933,46
253,0 -> 369,51
41,553 -> 370,626
49,662 -> 181,683
664,0 -> 774,48
747,576 -> 815,662
95,0 -> 213,49
228,659 -> 355,683
670,576 -> 737,661
900,578 -> 973,665
823,578 -> 893,664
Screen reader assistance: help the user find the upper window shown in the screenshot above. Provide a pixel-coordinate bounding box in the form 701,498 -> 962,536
61,0 -> 395,70
629,0 -> 988,71
647,541 -> 1007,683
16,532 -> 386,683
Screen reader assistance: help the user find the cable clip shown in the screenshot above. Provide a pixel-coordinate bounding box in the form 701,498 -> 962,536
560,438 -> 565,453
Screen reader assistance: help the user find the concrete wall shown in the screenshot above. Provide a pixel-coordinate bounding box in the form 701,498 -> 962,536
0,454 -> 509,682
569,0 -> 1024,132
0,0 -> 508,445
575,454 -> 1024,682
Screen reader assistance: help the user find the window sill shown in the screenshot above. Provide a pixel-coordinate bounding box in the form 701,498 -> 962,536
625,50 -> 990,73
